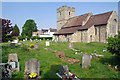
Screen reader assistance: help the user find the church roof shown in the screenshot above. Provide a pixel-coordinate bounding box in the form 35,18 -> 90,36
54,11 -> 113,35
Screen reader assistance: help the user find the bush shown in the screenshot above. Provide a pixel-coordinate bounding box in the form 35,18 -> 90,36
18,36 -> 25,41
30,44 -> 34,48
107,31 -> 120,57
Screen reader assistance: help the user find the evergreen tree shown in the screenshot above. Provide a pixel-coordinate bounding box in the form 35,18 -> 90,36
12,24 -> 20,37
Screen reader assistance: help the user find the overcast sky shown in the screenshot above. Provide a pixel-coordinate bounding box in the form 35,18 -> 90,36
2,2 -> 118,33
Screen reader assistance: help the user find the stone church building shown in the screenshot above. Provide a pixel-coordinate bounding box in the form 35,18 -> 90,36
53,6 -> 118,43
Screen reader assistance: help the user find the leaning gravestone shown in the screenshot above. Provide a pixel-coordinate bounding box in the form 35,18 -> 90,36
8,53 -> 19,71
46,41 -> 50,46
82,54 -> 92,69
24,59 -> 40,79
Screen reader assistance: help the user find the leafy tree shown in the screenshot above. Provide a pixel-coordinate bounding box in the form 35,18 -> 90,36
21,19 -> 37,37
107,31 -> 120,57
11,24 -> 20,37
1,18 -> 13,42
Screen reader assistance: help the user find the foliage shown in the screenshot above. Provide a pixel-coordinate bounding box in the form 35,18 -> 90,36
107,31 -> 120,57
18,36 -> 25,41
29,44 -> 34,48
1,18 -> 13,42
11,24 -> 20,37
21,19 -> 37,37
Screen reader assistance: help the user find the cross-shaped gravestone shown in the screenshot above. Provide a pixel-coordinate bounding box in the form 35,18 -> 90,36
82,54 -> 92,69
8,53 -> 19,71
24,59 -> 40,79
46,41 -> 50,46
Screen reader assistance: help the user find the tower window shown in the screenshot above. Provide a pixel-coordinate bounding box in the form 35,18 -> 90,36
60,12 -> 61,15
69,12 -> 70,15
114,19 -> 117,22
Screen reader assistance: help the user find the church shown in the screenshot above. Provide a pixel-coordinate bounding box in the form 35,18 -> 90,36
53,6 -> 118,43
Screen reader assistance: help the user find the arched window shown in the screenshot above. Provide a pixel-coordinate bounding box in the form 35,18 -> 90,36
95,27 -> 97,35
69,12 -> 70,15
114,19 -> 117,22
60,12 -> 61,15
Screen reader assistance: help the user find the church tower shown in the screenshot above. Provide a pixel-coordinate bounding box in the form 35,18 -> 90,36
57,6 -> 75,31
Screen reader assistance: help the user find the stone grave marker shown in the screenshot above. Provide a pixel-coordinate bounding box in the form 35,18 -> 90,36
46,41 -> 50,46
0,63 -> 12,79
30,39 -> 32,42
24,59 -> 40,79
68,42 -> 74,49
82,54 -> 92,69
34,43 -> 38,49
25,38 -> 27,41
8,53 -> 19,71
10,42 -> 15,48
23,39 -> 25,41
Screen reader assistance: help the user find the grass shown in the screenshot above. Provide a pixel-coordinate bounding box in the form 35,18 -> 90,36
1,41 -> 119,79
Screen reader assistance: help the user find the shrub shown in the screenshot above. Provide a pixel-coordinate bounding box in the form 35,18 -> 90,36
30,44 -> 34,48
107,31 -> 120,57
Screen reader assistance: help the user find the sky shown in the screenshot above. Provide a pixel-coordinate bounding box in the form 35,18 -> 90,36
2,2 -> 118,33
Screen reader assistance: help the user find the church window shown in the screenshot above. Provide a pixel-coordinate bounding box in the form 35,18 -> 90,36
69,12 -> 70,15
95,27 -> 97,35
60,12 -> 61,15
114,19 -> 117,22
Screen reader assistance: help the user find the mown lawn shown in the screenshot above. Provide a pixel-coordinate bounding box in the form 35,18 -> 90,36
1,41 -> 119,79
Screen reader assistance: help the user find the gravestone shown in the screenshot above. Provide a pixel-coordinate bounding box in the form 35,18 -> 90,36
0,63 -> 12,79
8,53 -> 19,71
68,42 -> 74,49
23,39 -> 25,41
24,59 -> 40,79
30,39 -> 32,42
25,38 -> 27,41
46,41 -> 50,46
10,42 -> 15,48
14,39 -> 19,43
82,54 -> 92,69
34,43 -> 38,49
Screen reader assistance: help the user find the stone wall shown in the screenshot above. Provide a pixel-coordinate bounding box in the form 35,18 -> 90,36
57,6 -> 75,31
107,11 -> 118,37
88,26 -> 95,42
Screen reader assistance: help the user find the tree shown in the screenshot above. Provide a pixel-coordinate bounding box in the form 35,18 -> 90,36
21,19 -> 37,37
1,18 -> 13,42
11,24 -> 20,37
107,31 -> 120,57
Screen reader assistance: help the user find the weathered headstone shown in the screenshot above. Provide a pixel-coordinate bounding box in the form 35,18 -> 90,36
14,39 -> 19,43
46,41 -> 50,46
8,53 -> 19,71
34,43 -> 38,49
23,39 -> 25,41
68,42 -> 74,49
24,59 -> 40,79
25,38 -> 27,41
0,63 -> 12,79
30,39 -> 32,42
10,42 -> 15,48
82,54 -> 92,69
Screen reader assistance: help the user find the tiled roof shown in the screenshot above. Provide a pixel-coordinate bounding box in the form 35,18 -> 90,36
54,11 -> 113,35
